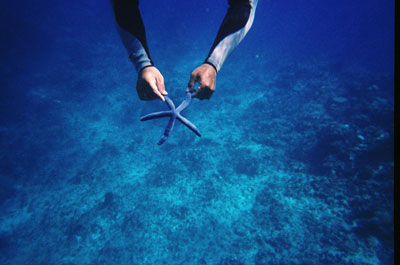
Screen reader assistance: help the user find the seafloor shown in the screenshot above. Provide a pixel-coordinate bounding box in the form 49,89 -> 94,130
0,2 -> 394,265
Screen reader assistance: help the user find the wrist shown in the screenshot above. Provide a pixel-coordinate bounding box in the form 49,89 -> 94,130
203,61 -> 218,74
138,64 -> 155,75
129,53 -> 154,73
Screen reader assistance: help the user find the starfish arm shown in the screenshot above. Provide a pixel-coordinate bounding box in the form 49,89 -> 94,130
140,111 -> 171,121
177,114 -> 201,137
164,96 -> 176,111
157,135 -> 168,145
176,92 -> 192,113
157,116 -> 176,145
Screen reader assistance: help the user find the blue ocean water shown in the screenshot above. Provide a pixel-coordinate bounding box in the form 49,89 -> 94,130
0,0 -> 394,264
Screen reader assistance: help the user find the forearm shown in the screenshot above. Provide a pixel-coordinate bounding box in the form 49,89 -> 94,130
111,0 -> 153,72
205,0 -> 258,72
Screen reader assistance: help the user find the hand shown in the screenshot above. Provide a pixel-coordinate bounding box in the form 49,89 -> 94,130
136,66 -> 168,101
187,63 -> 217,100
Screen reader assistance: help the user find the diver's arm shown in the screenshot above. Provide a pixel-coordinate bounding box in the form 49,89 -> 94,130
205,0 -> 258,72
111,0 -> 153,72
112,0 -> 167,101
188,0 -> 258,100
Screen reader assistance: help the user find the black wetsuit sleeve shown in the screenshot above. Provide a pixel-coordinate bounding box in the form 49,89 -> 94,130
205,0 -> 258,72
112,0 -> 153,72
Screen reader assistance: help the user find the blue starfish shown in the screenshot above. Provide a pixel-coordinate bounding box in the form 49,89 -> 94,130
140,92 -> 201,145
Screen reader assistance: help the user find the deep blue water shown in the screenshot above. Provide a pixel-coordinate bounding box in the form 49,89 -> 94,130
0,0 -> 394,264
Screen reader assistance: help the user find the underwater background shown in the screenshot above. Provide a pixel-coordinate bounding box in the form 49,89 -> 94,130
0,0 -> 394,264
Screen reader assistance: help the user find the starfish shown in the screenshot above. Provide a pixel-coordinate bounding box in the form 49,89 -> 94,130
140,92 -> 201,145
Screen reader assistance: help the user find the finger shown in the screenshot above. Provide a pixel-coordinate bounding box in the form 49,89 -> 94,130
188,74 -> 199,88
141,88 -> 154,100
186,87 -> 196,94
204,89 -> 214,99
191,84 -> 203,99
156,77 -> 168,96
137,81 -> 156,101
137,84 -> 149,101
202,84 -> 214,99
149,79 -> 165,101
143,89 -> 157,100
194,85 -> 214,100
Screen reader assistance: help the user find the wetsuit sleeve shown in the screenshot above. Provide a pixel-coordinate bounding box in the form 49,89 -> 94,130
111,0 -> 153,72
205,0 -> 258,72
